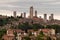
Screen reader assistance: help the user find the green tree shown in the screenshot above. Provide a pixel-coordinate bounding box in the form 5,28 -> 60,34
47,36 -> 51,40
23,36 -> 31,40
0,19 -> 8,26
28,32 -> 33,36
13,32 -> 17,40
18,22 -> 32,30
32,24 -> 44,30
36,31 -> 44,40
0,29 -> 7,39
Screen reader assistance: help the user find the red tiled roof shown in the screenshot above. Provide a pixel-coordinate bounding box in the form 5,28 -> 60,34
41,29 -> 50,33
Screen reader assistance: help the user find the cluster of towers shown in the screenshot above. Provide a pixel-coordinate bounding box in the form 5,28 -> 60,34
44,14 -> 54,22
29,6 -> 54,22
13,6 -> 38,18
29,6 -> 37,18
13,11 -> 26,18
13,6 -> 54,21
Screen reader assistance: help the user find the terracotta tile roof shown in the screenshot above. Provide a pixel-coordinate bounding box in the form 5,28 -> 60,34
41,29 -> 50,33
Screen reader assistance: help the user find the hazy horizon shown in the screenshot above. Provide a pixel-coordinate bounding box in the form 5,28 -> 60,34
0,0 -> 60,19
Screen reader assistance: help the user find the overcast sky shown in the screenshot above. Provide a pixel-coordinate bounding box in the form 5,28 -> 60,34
0,0 -> 60,19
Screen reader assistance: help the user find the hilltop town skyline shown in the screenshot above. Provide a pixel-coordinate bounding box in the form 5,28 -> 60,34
0,0 -> 60,19
0,6 -> 59,20
0,6 -> 59,40
0,0 -> 60,40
